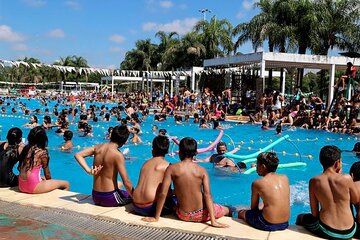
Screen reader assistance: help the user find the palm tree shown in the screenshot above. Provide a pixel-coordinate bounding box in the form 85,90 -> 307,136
311,0 -> 360,98
194,16 -> 233,58
233,0 -> 280,89
155,31 -> 180,70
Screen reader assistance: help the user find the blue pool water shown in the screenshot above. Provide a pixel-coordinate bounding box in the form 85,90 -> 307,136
0,98 -> 358,223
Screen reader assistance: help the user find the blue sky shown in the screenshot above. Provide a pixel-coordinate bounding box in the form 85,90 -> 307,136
0,0 -> 259,69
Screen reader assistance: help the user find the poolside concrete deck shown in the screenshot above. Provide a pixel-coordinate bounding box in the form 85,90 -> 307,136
0,187 -> 352,240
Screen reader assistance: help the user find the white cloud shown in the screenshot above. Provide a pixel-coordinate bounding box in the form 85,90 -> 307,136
236,11 -> 245,19
159,1 -> 173,8
106,64 -> 117,69
143,18 -> 198,35
110,47 -> 122,53
12,43 -> 28,51
47,29 -> 65,38
109,34 -> 125,43
23,0 -> 46,7
242,0 -> 255,10
0,25 -> 25,42
65,1 -> 81,10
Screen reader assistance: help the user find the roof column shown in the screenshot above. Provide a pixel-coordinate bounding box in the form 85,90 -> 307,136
260,59 -> 266,92
191,68 -> 196,91
328,64 -> 336,109
111,76 -> 114,97
281,71 -> 286,96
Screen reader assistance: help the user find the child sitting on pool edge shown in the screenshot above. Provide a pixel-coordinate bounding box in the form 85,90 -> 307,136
238,152 -> 290,231
143,137 -> 230,228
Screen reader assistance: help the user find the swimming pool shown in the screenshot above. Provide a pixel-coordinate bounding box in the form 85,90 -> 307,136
1,98 -> 358,223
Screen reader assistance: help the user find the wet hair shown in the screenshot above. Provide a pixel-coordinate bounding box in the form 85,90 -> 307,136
131,127 -> 140,134
179,137 -> 197,160
44,115 -> 51,124
18,126 -> 48,172
6,127 -> 22,145
121,118 -> 128,125
110,125 -> 130,147
237,162 -> 247,169
84,123 -> 92,133
319,145 -> 341,169
194,113 -> 199,119
257,152 -> 279,172
350,161 -> 360,181
32,115 -> 38,123
104,113 -> 110,120
276,124 -> 282,134
216,141 -> 227,151
152,136 -> 170,156
158,129 -> 167,136
80,114 -> 87,120
353,142 -> 360,152
63,130 -> 73,141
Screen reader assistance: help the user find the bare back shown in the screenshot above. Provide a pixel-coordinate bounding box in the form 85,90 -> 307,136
168,161 -> 207,212
92,143 -> 123,192
253,173 -> 290,223
133,157 -> 170,204
310,173 -> 356,229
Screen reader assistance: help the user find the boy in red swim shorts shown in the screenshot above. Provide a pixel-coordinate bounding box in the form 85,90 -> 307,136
143,137 -> 230,227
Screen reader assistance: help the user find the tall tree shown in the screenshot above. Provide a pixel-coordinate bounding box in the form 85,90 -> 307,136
194,16 -> 233,58
155,31 -> 180,70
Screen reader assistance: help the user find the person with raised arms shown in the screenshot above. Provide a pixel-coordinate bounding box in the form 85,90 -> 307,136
75,125 -> 133,207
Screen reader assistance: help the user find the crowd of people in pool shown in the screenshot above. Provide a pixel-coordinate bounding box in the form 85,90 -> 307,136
1,119 -> 360,239
0,65 -> 359,238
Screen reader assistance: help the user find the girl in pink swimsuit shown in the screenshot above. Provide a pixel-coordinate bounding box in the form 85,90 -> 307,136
18,126 -> 69,194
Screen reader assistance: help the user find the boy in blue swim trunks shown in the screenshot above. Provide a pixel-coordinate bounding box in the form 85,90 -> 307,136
75,125 -> 133,207
132,136 -> 176,216
238,152 -> 290,231
296,146 -> 359,239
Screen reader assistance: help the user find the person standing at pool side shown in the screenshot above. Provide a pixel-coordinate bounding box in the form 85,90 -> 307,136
238,152 -> 290,231
75,125 -> 133,207
296,145 -> 358,239
132,136 -> 176,216
18,126 -> 70,194
0,128 -> 24,187
143,137 -> 230,228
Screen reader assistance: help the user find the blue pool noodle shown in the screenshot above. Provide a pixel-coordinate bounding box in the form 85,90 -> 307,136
243,162 -> 306,174
223,135 -> 289,160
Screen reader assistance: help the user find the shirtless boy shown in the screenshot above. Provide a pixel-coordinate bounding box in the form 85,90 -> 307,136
132,136 -> 176,216
61,130 -> 74,151
296,145 -> 359,239
143,137 -> 229,228
75,125 -> 133,207
238,152 -> 290,231
350,161 -> 360,239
